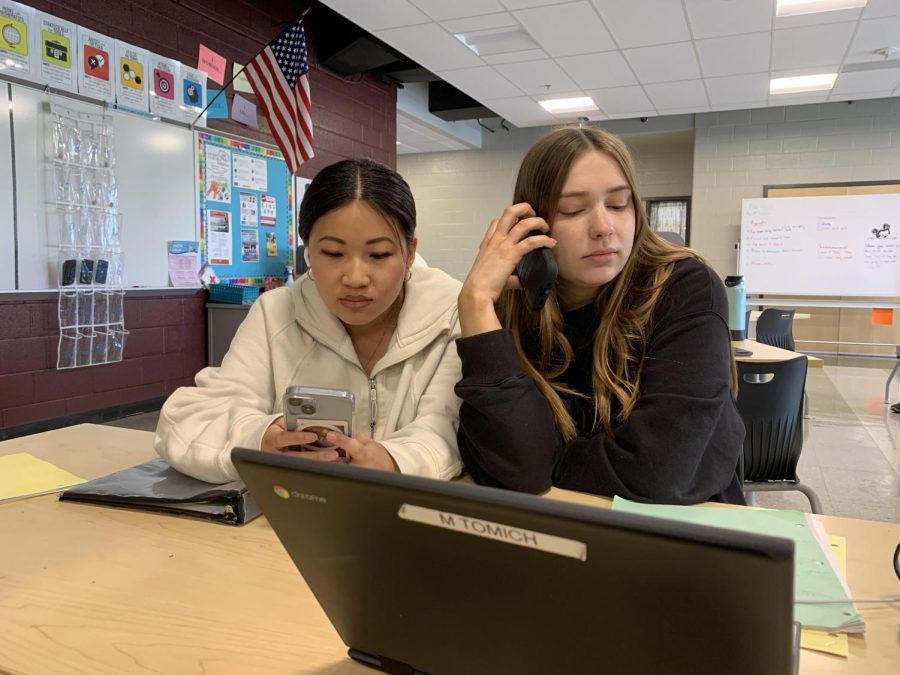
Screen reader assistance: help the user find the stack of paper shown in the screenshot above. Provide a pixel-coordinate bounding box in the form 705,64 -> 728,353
0,452 -> 86,503
611,498 -> 865,634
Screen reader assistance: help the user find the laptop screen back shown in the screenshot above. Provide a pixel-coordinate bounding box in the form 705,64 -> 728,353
233,449 -> 795,675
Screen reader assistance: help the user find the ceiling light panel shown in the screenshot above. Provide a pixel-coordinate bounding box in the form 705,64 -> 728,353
538,96 -> 598,113
512,1 -> 616,57
453,26 -> 539,56
776,0 -> 867,18
769,72 -> 838,93
591,0 -> 691,49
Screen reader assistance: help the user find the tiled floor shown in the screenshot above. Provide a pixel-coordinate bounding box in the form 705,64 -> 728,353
110,358 -> 900,522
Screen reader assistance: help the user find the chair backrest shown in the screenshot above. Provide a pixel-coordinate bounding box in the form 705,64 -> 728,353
735,356 -> 808,483
755,308 -> 796,351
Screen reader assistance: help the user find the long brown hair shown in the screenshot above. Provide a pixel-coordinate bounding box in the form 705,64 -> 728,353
498,126 -> 714,441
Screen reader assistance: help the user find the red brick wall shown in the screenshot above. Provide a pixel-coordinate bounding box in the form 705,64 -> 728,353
1,1 -> 396,430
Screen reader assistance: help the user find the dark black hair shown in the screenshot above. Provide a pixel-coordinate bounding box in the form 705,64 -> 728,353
298,158 -> 416,246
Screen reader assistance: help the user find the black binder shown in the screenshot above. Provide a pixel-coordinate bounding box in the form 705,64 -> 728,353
60,458 -> 260,525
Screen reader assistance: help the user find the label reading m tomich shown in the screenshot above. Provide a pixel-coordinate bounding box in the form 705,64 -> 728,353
398,504 -> 586,561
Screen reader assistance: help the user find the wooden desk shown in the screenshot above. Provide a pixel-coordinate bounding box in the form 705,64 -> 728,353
733,339 -> 825,368
1,426 -> 897,675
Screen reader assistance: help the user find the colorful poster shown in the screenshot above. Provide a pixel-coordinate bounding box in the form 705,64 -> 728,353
167,240 -> 200,287
260,195 -> 277,226
204,145 -> 231,203
207,210 -> 232,265
239,192 -> 258,227
197,43 -> 226,85
0,1 -> 35,79
179,63 -> 207,126
35,12 -> 76,92
149,54 -> 180,121
114,40 -> 148,112
241,228 -> 259,262
77,26 -> 113,103
234,154 -> 267,191
266,232 -> 277,257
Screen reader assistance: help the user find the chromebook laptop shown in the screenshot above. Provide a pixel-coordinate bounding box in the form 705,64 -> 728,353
232,448 -> 798,675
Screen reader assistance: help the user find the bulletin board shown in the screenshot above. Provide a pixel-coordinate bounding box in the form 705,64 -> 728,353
197,132 -> 293,284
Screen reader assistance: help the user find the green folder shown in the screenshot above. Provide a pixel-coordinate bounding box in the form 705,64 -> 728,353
611,497 -> 864,633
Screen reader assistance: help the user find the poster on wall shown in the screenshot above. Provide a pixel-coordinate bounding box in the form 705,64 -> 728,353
206,210 -> 232,265
204,144 -> 231,203
34,11 -> 77,92
0,1 -> 35,80
179,64 -> 207,126
234,154 -> 267,191
114,40 -> 148,112
198,132 -> 293,284
77,26 -> 113,103
148,54 -> 180,121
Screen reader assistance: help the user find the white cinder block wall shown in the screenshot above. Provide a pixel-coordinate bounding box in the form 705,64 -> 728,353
693,97 -> 900,276
399,126 -> 694,281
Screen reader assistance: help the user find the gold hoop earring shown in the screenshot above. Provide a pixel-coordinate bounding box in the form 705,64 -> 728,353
405,268 -> 412,282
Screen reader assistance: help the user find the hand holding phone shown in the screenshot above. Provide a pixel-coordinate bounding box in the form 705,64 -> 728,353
283,386 -> 355,454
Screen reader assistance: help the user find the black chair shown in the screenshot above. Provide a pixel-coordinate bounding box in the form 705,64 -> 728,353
755,308 -> 796,351
736,356 -> 823,513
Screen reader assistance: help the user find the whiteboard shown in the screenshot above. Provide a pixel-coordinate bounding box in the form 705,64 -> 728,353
740,195 -> 900,297
7,82 -> 197,289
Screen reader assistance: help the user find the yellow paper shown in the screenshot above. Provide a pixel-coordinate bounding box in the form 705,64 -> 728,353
0,453 -> 86,502
232,63 -> 253,94
800,535 -> 850,657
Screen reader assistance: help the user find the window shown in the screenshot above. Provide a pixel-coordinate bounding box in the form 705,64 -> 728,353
645,197 -> 691,245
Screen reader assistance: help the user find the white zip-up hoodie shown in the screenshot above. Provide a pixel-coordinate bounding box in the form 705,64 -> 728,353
155,266 -> 464,484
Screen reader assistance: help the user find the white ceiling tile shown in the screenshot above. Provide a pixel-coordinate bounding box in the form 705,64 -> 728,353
683,0 -> 774,39
696,32 -> 771,77
493,59 -> 579,94
831,69 -> 900,94
705,73 -> 770,105
441,66 -> 523,98
643,79 -> 709,109
767,92 -> 831,106
605,111 -> 656,120
848,16 -> 900,62
480,95 -> 557,123
710,101 -> 768,111
375,24 -> 485,71
483,48 -> 549,64
411,0 -> 506,21
590,0 -> 690,48
863,0 -> 900,18
441,12 -> 518,34
657,105 -> 711,115
321,0 -> 430,30
624,42 -> 701,84
499,0 -> 571,8
587,86 -> 653,114
513,2 -> 616,57
773,22 -> 856,70
556,52 -> 637,89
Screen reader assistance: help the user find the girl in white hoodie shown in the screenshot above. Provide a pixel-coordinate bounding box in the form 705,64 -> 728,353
155,159 -> 463,484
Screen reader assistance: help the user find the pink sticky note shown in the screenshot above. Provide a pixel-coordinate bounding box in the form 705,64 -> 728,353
198,44 -> 227,85
231,93 -> 258,127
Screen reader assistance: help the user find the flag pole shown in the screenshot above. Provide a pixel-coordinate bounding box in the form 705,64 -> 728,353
189,6 -> 314,128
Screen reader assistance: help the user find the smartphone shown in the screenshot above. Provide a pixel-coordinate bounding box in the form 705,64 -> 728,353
60,259 -> 77,286
95,259 -> 109,284
78,259 -> 95,285
283,386 -> 355,454
516,244 -> 558,312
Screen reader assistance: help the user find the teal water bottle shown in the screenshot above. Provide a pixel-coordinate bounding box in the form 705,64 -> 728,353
724,275 -> 746,340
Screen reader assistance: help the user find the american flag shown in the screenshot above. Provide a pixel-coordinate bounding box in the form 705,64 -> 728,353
245,20 -> 314,174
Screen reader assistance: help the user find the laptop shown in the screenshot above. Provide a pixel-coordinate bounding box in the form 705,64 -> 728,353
232,448 -> 798,675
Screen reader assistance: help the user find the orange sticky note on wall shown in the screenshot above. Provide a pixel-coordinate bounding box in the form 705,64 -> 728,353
871,308 -> 893,325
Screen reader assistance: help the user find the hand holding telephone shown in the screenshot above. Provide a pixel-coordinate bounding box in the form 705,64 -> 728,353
516,237 -> 558,312
283,386 -> 355,455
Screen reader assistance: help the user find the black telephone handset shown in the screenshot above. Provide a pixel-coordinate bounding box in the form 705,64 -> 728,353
515,241 -> 558,312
